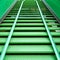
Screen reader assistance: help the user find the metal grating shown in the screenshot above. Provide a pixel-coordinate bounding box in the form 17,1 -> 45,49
0,0 -> 60,60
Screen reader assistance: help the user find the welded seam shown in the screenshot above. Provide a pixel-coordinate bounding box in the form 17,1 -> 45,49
35,0 -> 60,60
0,0 -> 25,60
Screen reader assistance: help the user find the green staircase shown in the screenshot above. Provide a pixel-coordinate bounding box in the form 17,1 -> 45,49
0,0 -> 60,60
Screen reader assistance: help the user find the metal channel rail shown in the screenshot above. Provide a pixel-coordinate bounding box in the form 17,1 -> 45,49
0,0 -> 60,60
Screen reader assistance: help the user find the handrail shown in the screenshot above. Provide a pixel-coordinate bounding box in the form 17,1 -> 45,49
35,0 -> 60,60
0,0 -> 25,60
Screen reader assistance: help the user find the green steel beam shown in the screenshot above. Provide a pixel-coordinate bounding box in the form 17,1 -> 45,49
0,23 -> 60,27
0,32 -> 60,36
3,20 -> 56,23
0,27 -> 60,31
0,45 -> 60,53
0,38 -> 60,44
5,55 -> 56,60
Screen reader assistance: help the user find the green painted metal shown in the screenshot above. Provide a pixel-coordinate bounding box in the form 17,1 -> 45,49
0,0 -> 60,60
0,0 -> 25,60
3,20 -> 56,23
35,0 -> 60,60
4,55 -> 56,60
0,45 -> 60,53
42,0 -> 60,23
0,27 -> 60,31
0,38 -> 60,44
0,23 -> 60,27
0,0 -> 17,22
0,32 -> 60,37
